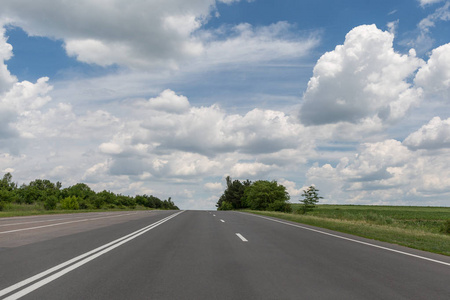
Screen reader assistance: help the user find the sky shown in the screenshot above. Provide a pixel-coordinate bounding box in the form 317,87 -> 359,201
0,0 -> 449,210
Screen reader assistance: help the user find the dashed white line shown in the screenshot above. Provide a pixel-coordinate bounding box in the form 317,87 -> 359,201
236,233 -> 248,242
220,219 -> 225,223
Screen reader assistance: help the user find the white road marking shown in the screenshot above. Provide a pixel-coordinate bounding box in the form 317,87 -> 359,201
243,212 -> 450,267
0,211 -> 184,299
220,219 -> 225,223
213,214 -> 216,217
0,215 -> 94,227
0,212 -> 138,235
0,212 -> 146,227
236,233 -> 248,242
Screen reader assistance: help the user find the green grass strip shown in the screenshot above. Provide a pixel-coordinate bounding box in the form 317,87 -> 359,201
244,210 -> 450,256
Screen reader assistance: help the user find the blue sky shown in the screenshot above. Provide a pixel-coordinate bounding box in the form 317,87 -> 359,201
0,0 -> 449,209
7,0 -> 444,82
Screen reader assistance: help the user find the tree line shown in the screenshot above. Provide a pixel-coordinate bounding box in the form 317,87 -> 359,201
216,176 -> 292,212
0,173 -> 179,211
216,176 -> 322,213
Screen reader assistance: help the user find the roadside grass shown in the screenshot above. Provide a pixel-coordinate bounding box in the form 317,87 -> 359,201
0,203 -> 153,218
244,205 -> 450,256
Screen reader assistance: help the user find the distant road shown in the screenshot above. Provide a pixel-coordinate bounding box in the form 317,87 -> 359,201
1,210 -> 449,299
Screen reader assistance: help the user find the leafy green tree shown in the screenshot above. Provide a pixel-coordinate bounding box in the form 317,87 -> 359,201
0,172 -> 180,211
164,197 -> 179,210
44,196 -> 58,210
135,194 -> 161,209
62,183 -> 95,201
216,176 -> 251,209
18,184 -> 43,204
0,173 -> 19,204
0,173 -> 17,191
299,185 -> 322,214
267,200 -> 292,213
117,195 -> 136,208
243,180 -> 290,211
0,189 -> 15,203
218,201 -> 233,210
60,196 -> 80,210
96,190 -> 116,207
17,179 -> 61,204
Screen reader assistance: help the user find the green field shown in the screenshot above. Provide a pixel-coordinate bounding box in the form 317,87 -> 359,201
247,204 -> 450,256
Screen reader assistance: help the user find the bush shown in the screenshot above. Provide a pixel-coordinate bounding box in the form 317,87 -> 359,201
0,201 -> 5,211
218,201 -> 233,211
92,196 -> 105,209
60,196 -> 80,210
78,198 -> 93,209
44,196 -> 58,210
268,201 -> 292,213
440,220 -> 450,234
0,189 -> 14,203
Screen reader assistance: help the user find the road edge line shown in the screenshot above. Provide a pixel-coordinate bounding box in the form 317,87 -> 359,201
239,212 -> 450,267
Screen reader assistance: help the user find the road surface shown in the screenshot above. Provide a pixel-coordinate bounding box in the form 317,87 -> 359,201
1,210 -> 449,299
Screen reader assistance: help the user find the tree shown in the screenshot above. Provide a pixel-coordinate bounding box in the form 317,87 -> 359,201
44,196 -> 58,210
216,176 -> 251,210
0,173 -> 16,191
243,180 -> 290,211
60,196 -> 80,210
299,185 -> 322,214
218,201 -> 233,211
62,183 -> 95,201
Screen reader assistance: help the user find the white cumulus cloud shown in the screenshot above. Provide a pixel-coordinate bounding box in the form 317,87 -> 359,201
299,24 -> 424,127
403,117 -> 450,149
415,43 -> 450,97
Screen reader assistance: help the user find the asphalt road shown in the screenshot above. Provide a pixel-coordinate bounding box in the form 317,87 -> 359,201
1,210 -> 449,299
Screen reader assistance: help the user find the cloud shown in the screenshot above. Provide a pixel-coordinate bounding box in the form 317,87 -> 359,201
230,162 -> 273,178
136,90 -> 306,156
218,0 -> 252,4
99,143 -> 123,155
204,182 -> 223,191
415,43 -> 450,97
403,117 -> 450,150
307,131 -> 450,205
0,26 -> 16,96
140,89 -> 190,114
0,1 -> 317,71
0,0 -> 213,69
299,24 -> 424,127
3,77 -> 52,111
196,22 -> 319,67
0,30 -> 58,149
411,2 -> 450,53
278,178 -> 303,197
418,0 -> 445,6
89,89 -> 314,181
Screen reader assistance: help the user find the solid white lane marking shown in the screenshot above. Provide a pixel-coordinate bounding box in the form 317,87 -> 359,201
0,211 -> 184,299
243,212 -> 450,267
0,215 -> 92,227
236,233 -> 248,242
220,219 -> 225,223
0,212 -> 144,227
0,212 -> 138,234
